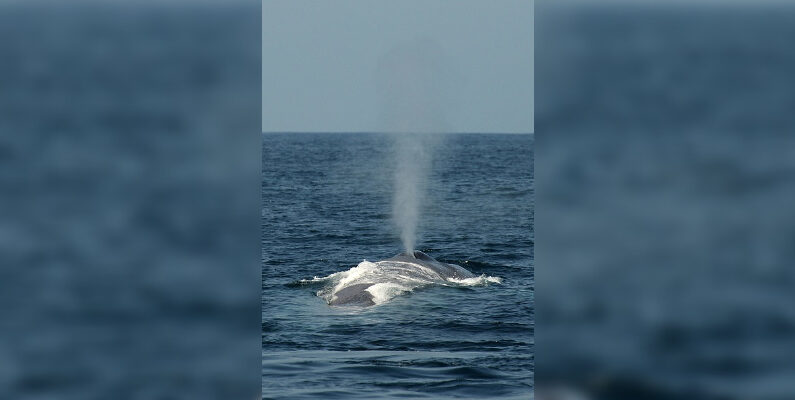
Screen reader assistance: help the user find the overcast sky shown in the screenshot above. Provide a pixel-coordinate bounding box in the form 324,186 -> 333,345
262,0 -> 534,133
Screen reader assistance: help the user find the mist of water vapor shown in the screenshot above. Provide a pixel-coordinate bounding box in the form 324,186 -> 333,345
376,38 -> 452,255
392,133 -> 436,254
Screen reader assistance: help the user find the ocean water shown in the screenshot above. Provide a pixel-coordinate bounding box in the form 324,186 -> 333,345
262,133 -> 534,399
0,2 -> 261,399
536,4 -> 795,399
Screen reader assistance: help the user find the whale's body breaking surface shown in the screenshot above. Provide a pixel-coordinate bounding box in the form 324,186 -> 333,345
387,251 -> 477,280
329,283 -> 379,307
319,251 -> 493,307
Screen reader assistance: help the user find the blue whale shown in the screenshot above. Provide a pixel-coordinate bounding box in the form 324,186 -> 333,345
327,250 -> 476,306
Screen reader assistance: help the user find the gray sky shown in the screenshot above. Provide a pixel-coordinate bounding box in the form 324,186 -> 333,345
263,0 -> 534,133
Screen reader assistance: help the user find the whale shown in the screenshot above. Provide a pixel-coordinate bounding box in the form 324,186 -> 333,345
327,250 -> 476,307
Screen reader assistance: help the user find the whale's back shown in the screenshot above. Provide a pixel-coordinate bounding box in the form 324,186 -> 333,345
328,282 -> 375,306
386,251 -> 476,280
323,251 -> 480,307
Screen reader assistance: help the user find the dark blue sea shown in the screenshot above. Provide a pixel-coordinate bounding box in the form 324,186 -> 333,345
536,4 -> 795,399
5,2 -> 795,400
0,3 -> 261,399
262,133 -> 534,399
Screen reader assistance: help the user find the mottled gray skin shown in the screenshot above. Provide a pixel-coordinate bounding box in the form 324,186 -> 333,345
328,251 -> 475,306
329,283 -> 377,307
386,251 -> 476,280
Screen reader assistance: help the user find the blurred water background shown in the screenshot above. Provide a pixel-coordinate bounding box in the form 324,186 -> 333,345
262,133 -> 534,399
0,1 -> 261,399
536,2 -> 795,399
5,1 -> 794,399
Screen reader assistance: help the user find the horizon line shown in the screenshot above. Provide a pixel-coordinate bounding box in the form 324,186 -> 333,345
261,131 -> 534,135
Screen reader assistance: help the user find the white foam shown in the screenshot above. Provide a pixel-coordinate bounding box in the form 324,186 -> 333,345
332,261 -> 379,288
365,282 -> 411,305
297,275 -> 333,284
317,260 -> 380,304
446,274 -> 503,286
